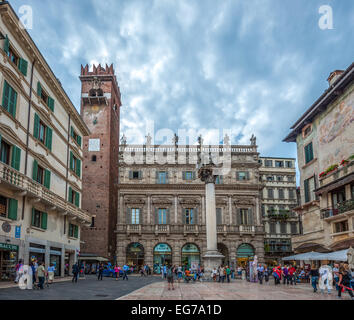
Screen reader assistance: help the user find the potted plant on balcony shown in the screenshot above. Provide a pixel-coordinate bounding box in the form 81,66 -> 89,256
340,159 -> 349,167
324,164 -> 339,175
319,171 -> 326,179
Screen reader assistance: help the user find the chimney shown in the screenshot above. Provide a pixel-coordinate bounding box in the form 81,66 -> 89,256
327,70 -> 344,87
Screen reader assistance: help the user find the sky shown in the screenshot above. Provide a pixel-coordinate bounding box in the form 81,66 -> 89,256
9,0 -> 354,162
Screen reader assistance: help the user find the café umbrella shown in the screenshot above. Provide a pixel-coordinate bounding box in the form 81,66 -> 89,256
282,251 -> 324,261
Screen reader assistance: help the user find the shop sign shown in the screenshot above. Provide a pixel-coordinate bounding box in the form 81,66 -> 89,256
15,226 -> 21,239
154,243 -> 171,253
0,242 -> 19,251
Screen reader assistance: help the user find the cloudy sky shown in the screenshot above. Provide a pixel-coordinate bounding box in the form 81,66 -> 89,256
10,0 -> 354,160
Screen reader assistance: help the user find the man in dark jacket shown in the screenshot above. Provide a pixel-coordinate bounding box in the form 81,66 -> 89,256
72,263 -> 79,283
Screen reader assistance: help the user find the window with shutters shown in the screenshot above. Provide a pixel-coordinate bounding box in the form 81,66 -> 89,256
157,171 -> 167,184
69,223 -> 79,238
304,176 -> 315,203
70,126 -> 82,147
32,160 -> 51,189
304,142 -> 314,164
37,82 -> 55,112
31,209 -> 47,230
158,209 -> 167,224
0,139 -> 11,165
132,171 -> 140,179
216,208 -> 222,225
184,208 -> 194,225
33,113 -> 53,151
7,45 -> 19,66
36,165 -> 44,184
131,208 -> 140,224
215,176 -> 223,185
2,80 -> 17,117
0,195 -> 16,220
68,187 -> 80,208
3,35 -> 28,77
70,152 -> 81,178
184,171 -> 194,180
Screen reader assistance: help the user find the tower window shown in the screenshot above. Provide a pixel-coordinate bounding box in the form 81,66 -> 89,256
92,155 -> 97,162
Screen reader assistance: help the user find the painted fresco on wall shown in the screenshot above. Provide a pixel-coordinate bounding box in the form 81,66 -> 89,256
318,94 -> 354,171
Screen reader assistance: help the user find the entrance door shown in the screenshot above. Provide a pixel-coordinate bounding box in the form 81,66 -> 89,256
126,243 -> 145,272
153,243 -> 172,274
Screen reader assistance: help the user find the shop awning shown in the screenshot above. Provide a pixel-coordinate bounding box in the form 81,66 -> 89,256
314,249 -> 348,261
282,251 -> 323,261
78,256 -> 109,262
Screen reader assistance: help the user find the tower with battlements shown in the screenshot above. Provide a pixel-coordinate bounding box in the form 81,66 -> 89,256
79,64 -> 121,262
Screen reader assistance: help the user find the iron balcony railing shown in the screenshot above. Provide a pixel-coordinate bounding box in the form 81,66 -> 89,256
320,199 -> 354,219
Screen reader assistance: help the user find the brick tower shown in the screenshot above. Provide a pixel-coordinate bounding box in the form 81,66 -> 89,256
79,64 -> 121,261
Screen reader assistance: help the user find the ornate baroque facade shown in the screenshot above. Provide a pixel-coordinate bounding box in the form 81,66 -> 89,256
116,143 -> 265,271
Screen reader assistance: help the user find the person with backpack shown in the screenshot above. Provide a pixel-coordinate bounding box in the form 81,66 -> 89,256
167,265 -> 175,290
123,264 -> 129,280
264,265 -> 269,284
257,264 -> 264,284
310,265 -> 319,293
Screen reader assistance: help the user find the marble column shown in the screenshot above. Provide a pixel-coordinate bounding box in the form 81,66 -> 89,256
147,194 -> 151,224
228,196 -> 232,225
174,195 -> 178,224
202,196 -> 205,224
255,196 -> 260,225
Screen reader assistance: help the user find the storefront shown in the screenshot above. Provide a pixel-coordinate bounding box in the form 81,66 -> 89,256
29,243 -> 45,264
126,243 -> 145,271
236,244 -> 255,268
153,243 -> 172,274
0,243 -> 18,281
181,244 -> 200,269
49,248 -> 62,276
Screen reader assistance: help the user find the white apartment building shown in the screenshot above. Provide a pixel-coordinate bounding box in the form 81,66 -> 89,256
0,2 -> 91,280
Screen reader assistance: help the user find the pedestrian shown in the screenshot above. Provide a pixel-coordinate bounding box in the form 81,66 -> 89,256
140,266 -> 146,277
219,265 -> 225,283
163,264 -> 167,279
282,265 -> 289,285
273,266 -> 281,285
310,265 -> 319,293
337,265 -> 354,300
288,265 -> 296,285
264,265 -> 269,284
257,264 -> 264,284
30,261 -> 36,286
226,266 -> 231,283
123,264 -> 129,280
332,263 -> 340,291
114,265 -> 119,280
36,262 -> 46,290
167,265 -> 175,290
72,263 -> 79,283
177,265 -> 183,283
47,263 -> 56,284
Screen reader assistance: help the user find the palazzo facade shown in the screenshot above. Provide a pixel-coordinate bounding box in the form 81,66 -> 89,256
116,143 -> 265,272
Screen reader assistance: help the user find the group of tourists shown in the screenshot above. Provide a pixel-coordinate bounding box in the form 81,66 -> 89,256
211,265 -> 232,283
14,259 -> 56,290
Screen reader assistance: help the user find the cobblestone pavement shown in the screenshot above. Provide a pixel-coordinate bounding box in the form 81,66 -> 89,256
0,275 -> 163,300
118,279 -> 353,300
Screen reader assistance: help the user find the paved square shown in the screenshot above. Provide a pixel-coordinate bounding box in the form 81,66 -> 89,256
118,279 -> 353,300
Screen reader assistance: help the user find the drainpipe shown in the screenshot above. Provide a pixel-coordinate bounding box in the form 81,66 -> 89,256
22,59 -> 35,220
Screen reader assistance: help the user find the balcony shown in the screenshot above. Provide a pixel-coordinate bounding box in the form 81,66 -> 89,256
239,225 -> 255,234
126,224 -> 142,235
320,200 -> 354,220
0,162 -> 91,224
319,160 -> 354,188
155,224 -> 170,235
265,210 -> 298,220
183,224 -> 199,235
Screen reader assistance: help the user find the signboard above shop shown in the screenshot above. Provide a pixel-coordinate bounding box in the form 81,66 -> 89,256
0,243 -> 19,251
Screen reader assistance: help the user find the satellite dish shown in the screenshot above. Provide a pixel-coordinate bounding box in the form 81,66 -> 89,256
2,222 -> 11,233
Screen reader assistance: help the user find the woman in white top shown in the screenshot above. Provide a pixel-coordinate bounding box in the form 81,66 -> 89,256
47,263 -> 56,284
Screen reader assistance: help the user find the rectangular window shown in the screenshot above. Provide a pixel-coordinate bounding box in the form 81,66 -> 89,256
275,161 -> 284,168
184,171 -> 195,180
268,189 -> 274,199
289,189 -> 295,199
0,139 -> 11,165
266,176 -> 274,182
0,196 -> 16,220
285,161 -> 293,168
277,176 -> 283,182
131,208 -> 140,225
39,121 -> 46,144
304,176 -> 315,203
334,221 -> 348,233
216,208 -> 222,225
70,152 -> 81,178
291,223 -> 297,235
270,223 -> 276,234
158,209 -> 167,225
8,46 -> 19,66
278,189 -> 284,199
132,171 -> 139,179
184,208 -> 194,225
287,175 -> 294,182
280,222 -> 287,234
237,171 -> 249,181
69,223 -> 79,238
31,209 -> 47,230
265,160 -> 273,167
71,127 -> 82,147
2,80 -> 17,117
304,142 -> 314,164
36,165 -> 44,185
215,176 -> 223,185
239,209 -> 249,225
158,172 -> 167,184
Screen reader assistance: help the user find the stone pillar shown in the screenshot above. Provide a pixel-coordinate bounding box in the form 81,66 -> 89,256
147,194 -> 151,224
45,244 -> 50,269
345,184 -> 351,200
202,196 -> 205,224
61,244 -> 65,277
68,251 -> 75,276
205,183 -> 218,252
228,196 -> 232,225
119,194 -> 124,224
255,196 -> 260,225
174,195 -> 178,224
